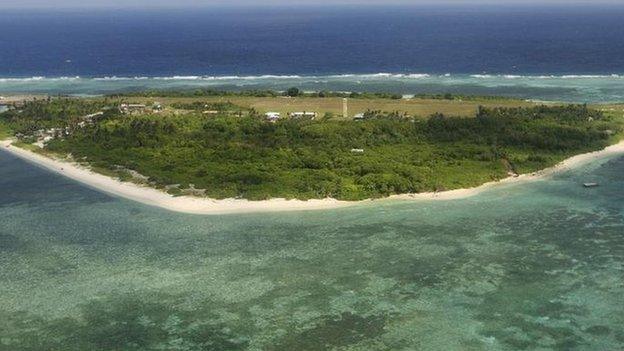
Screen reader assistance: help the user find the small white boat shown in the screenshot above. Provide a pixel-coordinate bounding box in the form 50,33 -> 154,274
583,183 -> 599,188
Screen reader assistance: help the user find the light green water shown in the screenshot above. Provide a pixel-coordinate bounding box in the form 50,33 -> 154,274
1,150 -> 623,350
3,74 -> 624,102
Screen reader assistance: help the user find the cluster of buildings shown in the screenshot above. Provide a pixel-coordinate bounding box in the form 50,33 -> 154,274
263,111 -> 319,122
264,111 -> 370,122
77,112 -> 104,128
262,100 -> 370,122
22,127 -> 70,147
119,102 -> 163,114
27,111 -> 106,146
119,103 -> 148,114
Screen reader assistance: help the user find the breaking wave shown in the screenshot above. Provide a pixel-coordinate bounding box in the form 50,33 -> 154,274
470,74 -> 622,79
1,73 -> 623,83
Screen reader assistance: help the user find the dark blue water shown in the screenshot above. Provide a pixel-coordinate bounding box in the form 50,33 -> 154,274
2,5 -> 624,78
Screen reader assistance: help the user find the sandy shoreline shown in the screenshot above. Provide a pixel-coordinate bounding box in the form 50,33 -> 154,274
2,139 -> 624,215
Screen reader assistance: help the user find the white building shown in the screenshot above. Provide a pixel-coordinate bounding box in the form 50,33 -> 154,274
265,112 -> 281,121
289,111 -> 317,120
83,111 -> 104,122
120,103 -> 147,114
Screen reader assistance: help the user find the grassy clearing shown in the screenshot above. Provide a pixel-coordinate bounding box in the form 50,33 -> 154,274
112,96 -> 535,118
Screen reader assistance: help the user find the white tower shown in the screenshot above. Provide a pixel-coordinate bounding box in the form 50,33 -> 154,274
343,98 -> 348,119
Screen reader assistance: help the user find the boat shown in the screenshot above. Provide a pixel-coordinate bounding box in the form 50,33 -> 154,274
583,183 -> 599,188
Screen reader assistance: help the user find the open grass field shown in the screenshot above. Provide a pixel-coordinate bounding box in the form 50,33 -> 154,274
15,93 -> 622,120
112,96 -> 537,118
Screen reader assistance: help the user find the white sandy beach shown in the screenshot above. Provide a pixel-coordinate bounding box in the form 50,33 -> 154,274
2,139 -> 624,215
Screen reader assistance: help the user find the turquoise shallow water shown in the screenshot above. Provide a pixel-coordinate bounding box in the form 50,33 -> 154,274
1,150 -> 623,350
2,74 -> 624,103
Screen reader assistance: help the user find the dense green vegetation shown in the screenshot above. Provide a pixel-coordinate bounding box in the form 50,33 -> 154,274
1,97 -> 621,200
0,98 -> 113,139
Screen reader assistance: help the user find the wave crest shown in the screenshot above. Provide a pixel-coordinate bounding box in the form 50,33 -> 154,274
0,73 -> 623,83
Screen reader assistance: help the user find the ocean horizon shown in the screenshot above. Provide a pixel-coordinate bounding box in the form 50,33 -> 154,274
2,5 -> 624,76
3,5 -> 624,101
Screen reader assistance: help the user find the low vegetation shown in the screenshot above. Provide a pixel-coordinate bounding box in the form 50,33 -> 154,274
111,88 -> 517,101
1,93 -> 621,200
0,122 -> 12,139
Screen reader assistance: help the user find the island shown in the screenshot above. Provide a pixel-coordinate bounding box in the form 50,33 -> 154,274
1,89 -> 623,213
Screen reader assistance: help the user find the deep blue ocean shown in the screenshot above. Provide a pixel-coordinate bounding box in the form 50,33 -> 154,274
1,5 -> 624,101
2,5 -> 624,77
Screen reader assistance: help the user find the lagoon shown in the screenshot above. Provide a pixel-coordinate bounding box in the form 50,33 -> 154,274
1,147 -> 623,350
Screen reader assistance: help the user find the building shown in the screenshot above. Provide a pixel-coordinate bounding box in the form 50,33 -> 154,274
265,112 -> 281,122
35,127 -> 68,145
289,111 -> 317,120
120,103 -> 147,114
83,111 -> 104,122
